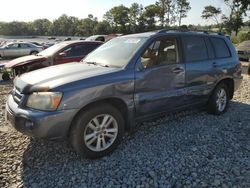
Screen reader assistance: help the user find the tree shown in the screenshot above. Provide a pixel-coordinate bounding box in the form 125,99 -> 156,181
33,19 -> 52,36
76,14 -> 98,36
156,0 -> 175,27
143,4 -> 159,31
176,0 -> 191,26
94,21 -> 112,35
202,6 -> 222,31
223,11 -> 243,36
223,0 -> 250,35
128,3 -> 143,33
52,14 -> 79,36
104,5 -> 130,33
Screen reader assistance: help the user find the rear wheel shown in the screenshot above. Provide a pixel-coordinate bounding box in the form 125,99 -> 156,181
30,51 -> 38,55
70,103 -> 124,158
207,83 -> 229,115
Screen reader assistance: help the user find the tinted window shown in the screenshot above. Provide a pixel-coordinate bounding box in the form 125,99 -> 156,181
96,37 -> 105,42
84,43 -> 101,55
205,37 -> 215,59
182,36 -> 208,62
20,44 -> 31,48
7,43 -> 20,48
141,37 -> 178,68
210,37 -> 231,58
61,43 -> 101,57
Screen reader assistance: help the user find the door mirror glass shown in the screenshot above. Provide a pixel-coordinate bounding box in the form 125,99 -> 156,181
58,52 -> 66,57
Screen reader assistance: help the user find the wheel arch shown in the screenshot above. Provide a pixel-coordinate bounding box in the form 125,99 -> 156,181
67,97 -> 132,137
216,78 -> 234,99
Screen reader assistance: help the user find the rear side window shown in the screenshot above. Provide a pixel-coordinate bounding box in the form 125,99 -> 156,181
210,38 -> 231,58
20,44 -> 31,48
182,36 -> 208,62
205,37 -> 215,59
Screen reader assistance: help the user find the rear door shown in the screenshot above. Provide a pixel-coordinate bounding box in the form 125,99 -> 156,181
54,43 -> 101,65
20,43 -> 31,56
134,36 -> 186,117
182,35 -> 216,105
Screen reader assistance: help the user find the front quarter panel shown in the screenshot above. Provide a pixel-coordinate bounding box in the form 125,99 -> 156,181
55,69 -> 135,112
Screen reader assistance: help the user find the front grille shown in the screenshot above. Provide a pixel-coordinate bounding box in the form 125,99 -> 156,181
12,87 -> 24,105
237,51 -> 245,55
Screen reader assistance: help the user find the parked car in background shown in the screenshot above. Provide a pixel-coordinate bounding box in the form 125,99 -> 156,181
0,42 -> 43,58
85,35 -> 107,42
6,30 -> 242,158
5,40 -> 103,76
236,40 -> 250,61
85,34 -> 123,43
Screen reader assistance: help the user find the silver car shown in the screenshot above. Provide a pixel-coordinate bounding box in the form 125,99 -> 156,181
0,42 -> 43,58
236,40 -> 250,61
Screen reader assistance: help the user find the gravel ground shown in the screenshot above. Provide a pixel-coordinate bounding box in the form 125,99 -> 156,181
0,68 -> 250,188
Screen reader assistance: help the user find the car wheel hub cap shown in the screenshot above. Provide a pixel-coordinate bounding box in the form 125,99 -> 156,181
216,88 -> 227,112
84,114 -> 118,152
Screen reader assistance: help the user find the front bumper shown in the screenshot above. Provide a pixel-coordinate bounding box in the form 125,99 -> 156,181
5,94 -> 78,139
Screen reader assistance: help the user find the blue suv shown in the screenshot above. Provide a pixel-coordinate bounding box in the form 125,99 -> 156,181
6,30 -> 243,158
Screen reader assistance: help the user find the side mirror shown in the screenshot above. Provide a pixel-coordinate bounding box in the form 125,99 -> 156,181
58,52 -> 66,58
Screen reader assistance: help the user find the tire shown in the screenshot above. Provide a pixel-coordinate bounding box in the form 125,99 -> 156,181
30,51 -> 38,55
207,83 -> 229,115
2,72 -> 10,81
70,103 -> 125,159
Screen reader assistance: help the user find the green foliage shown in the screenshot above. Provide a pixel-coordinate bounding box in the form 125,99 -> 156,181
202,6 -> 221,23
176,0 -> 191,26
238,31 -> 250,42
223,0 -> 249,36
104,5 -> 130,33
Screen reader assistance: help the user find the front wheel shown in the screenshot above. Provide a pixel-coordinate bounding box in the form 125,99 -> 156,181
70,104 -> 124,158
207,83 -> 229,115
2,72 -> 10,81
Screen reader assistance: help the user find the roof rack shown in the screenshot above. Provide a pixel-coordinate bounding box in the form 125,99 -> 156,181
157,28 -> 225,36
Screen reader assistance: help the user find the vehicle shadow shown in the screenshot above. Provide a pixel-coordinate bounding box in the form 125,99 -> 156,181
20,101 -> 250,187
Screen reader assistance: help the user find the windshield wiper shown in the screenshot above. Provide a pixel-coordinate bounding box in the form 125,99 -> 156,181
84,61 -> 110,67
85,61 -> 97,65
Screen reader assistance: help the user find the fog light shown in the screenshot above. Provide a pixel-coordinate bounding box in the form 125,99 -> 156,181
25,120 -> 34,130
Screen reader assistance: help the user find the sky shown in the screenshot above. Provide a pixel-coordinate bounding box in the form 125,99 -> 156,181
0,0 -> 231,25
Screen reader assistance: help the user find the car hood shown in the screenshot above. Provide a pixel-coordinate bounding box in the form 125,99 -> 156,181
5,55 -> 48,68
15,62 -> 119,93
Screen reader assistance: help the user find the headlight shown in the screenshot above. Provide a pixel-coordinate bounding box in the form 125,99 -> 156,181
26,92 -> 62,111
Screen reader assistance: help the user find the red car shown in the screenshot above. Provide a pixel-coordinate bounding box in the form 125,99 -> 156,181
5,40 -> 103,76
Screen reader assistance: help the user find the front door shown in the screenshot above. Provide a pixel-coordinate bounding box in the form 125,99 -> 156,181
135,36 -> 186,117
4,43 -> 20,57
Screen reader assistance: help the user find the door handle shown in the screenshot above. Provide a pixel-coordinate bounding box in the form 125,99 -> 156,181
172,67 -> 184,74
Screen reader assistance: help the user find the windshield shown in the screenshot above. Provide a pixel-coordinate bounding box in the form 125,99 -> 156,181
37,42 -> 67,56
83,37 -> 147,68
